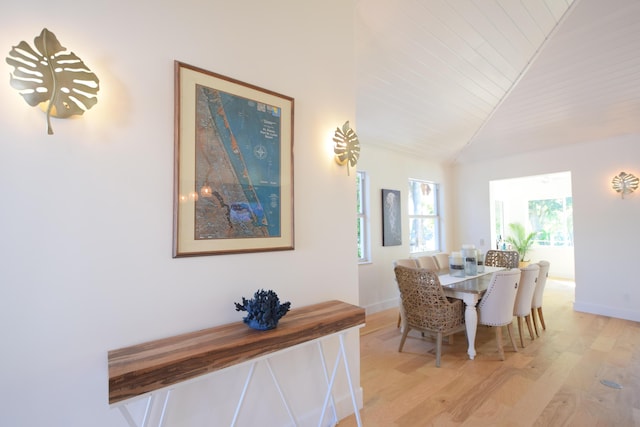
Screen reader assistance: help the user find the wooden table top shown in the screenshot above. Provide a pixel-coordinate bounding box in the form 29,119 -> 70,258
439,266 -> 505,294
108,300 -> 365,404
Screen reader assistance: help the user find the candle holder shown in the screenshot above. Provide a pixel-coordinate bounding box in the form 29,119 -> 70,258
449,252 -> 465,278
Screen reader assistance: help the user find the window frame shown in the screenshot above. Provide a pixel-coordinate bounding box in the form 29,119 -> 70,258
356,171 -> 371,263
528,196 -> 574,247
407,178 -> 441,254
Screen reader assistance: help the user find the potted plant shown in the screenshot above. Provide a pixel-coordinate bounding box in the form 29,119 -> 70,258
505,222 -> 537,267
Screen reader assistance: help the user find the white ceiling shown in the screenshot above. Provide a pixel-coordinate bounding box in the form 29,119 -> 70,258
355,0 -> 640,164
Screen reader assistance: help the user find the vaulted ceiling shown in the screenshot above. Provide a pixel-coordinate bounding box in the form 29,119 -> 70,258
355,0 -> 640,164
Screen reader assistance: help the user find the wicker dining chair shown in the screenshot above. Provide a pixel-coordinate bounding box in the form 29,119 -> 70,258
477,269 -> 521,360
393,259 -> 419,328
394,265 -> 466,367
484,250 -> 519,268
513,264 -> 540,347
531,260 -> 551,336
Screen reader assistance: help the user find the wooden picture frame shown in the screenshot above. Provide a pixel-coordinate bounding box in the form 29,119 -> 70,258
382,189 -> 402,246
173,61 -> 294,257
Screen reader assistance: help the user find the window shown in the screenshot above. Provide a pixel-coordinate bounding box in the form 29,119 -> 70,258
356,171 -> 370,262
529,197 -> 573,247
408,179 -> 440,254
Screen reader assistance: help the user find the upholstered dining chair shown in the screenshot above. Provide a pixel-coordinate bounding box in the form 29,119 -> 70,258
477,269 -> 521,360
531,260 -> 550,336
394,258 -> 418,268
394,265 -> 466,367
484,250 -> 519,269
433,253 -> 450,274
393,259 -> 419,328
513,264 -> 540,347
415,255 -> 439,271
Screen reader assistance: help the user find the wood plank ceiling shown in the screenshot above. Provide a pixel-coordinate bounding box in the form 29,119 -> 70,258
355,0 -> 640,164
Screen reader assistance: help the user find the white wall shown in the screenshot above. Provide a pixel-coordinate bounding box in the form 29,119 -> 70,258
453,134 -> 640,321
357,145 -> 450,313
0,1 -> 360,426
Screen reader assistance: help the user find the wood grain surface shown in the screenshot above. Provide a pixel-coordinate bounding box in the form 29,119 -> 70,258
108,300 -> 365,404
337,279 -> 640,426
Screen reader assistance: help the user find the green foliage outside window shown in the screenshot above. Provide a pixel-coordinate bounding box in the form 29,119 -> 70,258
528,197 -> 573,247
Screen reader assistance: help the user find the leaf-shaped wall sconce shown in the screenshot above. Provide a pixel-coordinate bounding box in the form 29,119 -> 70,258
611,171 -> 639,199
6,28 -> 100,135
333,121 -> 360,176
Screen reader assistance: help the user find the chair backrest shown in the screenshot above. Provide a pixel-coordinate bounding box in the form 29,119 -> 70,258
393,258 -> 418,268
484,250 -> 519,268
415,255 -> 438,271
532,260 -> 550,309
513,264 -> 540,316
478,269 -> 521,327
433,253 -> 450,273
393,265 -> 458,332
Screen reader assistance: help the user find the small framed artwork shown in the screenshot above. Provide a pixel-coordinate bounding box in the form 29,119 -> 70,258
382,189 -> 402,246
173,61 -> 294,257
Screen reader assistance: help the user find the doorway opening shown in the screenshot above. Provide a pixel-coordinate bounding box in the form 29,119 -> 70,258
489,171 -> 575,281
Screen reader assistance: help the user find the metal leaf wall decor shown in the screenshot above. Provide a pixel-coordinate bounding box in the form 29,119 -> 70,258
6,28 -> 100,135
333,121 -> 360,176
611,171 -> 639,199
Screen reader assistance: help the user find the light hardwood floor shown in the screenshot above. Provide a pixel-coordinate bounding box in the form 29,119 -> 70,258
338,279 -> 640,426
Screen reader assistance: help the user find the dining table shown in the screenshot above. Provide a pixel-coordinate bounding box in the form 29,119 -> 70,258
438,266 -> 505,360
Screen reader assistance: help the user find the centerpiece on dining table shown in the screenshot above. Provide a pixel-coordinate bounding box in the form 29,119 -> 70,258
449,244 -> 484,278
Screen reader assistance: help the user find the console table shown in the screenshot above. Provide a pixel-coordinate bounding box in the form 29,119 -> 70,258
108,300 -> 366,427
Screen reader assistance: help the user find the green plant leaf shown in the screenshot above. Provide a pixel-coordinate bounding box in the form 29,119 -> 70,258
6,28 -> 100,135
505,222 -> 538,261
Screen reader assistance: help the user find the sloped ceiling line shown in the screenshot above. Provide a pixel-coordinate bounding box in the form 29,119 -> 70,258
453,0 -> 580,164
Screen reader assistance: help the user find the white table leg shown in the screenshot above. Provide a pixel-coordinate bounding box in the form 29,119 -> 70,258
318,332 -> 362,427
316,341 -> 338,424
117,389 -> 171,427
231,361 -> 257,426
461,294 -> 480,360
339,334 -> 362,427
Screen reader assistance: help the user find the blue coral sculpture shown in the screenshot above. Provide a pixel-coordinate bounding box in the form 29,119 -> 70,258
234,289 -> 291,330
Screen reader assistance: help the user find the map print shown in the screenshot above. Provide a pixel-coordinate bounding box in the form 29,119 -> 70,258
194,84 -> 281,240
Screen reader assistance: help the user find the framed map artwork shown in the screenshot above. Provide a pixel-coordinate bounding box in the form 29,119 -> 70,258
173,62 -> 294,257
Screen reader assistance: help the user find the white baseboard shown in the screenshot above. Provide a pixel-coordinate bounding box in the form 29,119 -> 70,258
363,297 -> 399,315
573,301 -> 640,322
